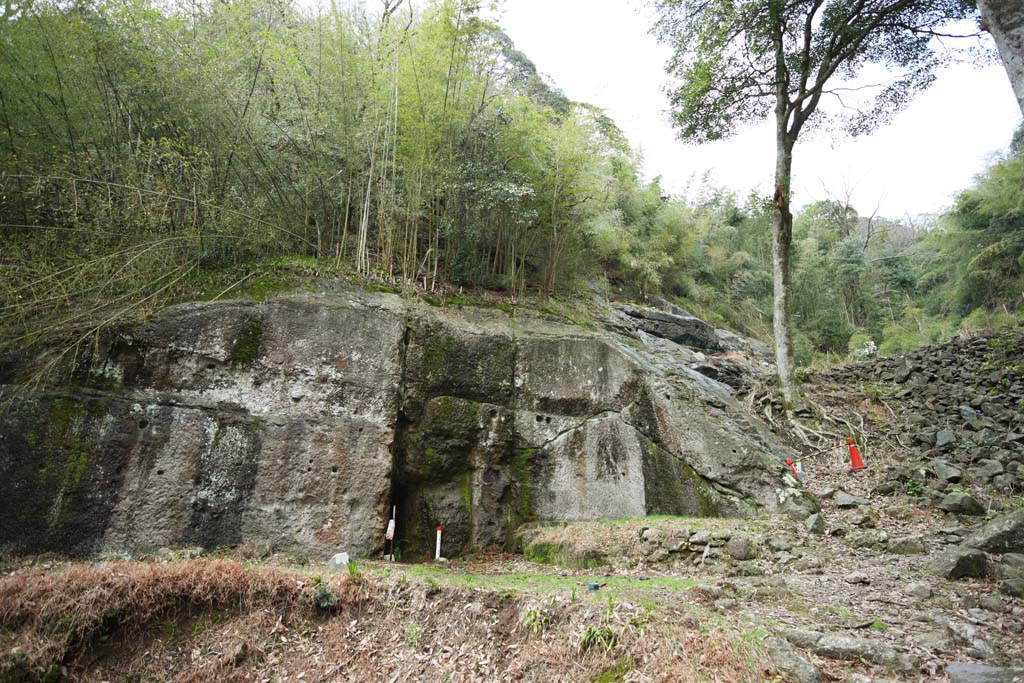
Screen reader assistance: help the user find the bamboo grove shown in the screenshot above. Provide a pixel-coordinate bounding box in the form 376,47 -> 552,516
1,0 -> 1021,370
0,0 -> 644,358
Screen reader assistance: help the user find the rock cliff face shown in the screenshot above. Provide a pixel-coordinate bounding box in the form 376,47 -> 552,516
0,288 -> 795,559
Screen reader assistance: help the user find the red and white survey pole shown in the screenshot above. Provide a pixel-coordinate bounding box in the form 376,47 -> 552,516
435,525 -> 443,561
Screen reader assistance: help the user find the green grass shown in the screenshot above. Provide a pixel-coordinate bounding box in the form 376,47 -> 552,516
365,563 -> 700,598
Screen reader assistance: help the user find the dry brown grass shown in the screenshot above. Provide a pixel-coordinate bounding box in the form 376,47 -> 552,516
0,559 -> 773,682
0,559 -> 362,676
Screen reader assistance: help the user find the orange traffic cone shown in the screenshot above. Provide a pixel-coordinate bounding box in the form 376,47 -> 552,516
847,438 -> 866,472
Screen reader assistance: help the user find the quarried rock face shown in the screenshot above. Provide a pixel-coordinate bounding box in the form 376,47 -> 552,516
1,293 -> 405,558
0,289 -> 793,559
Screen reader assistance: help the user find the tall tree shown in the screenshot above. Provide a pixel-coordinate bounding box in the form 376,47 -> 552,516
978,0 -> 1024,114
653,0 -> 978,403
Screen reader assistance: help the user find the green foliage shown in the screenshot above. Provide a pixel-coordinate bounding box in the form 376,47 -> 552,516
0,0 -> 649,358
904,480 -> 925,497
592,657 -> 636,683
578,625 -> 617,655
403,621 -> 423,647
311,576 -> 339,610
0,0 -> 1014,373
653,0 -> 978,144
520,606 -> 551,634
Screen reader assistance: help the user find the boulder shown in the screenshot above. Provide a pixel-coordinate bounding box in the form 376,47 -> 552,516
805,513 -> 825,535
937,492 -> 985,516
618,305 -> 722,351
931,548 -> 989,580
833,491 -> 869,508
889,534 -> 927,555
963,509 -> 1024,554
783,630 -> 914,671
999,578 -> 1024,598
946,662 -> 1024,683
904,581 -> 933,600
725,536 -> 757,561
931,459 -> 963,483
764,636 -> 823,683
969,459 -> 1005,481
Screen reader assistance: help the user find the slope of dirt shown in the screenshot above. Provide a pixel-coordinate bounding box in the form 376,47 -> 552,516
0,556 -> 770,683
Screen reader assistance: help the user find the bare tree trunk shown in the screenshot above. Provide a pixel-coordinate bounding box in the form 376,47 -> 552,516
771,0 -> 799,406
772,135 -> 798,406
979,0 -> 1024,114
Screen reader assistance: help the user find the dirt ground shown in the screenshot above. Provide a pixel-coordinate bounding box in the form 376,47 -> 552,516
3,461 -> 1021,683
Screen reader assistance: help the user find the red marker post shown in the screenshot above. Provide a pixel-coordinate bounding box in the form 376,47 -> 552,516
435,525 -> 443,561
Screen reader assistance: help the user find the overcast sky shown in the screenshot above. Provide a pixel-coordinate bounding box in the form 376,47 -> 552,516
497,0 -> 1022,219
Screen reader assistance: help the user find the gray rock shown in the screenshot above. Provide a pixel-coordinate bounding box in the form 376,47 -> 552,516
805,513 -> 825,535
915,629 -> 954,650
959,404 -> 980,421
937,492 -> 986,516
931,548 -> 989,580
1000,578 -> 1024,598
618,305 -> 722,351
764,636 -> 823,683
777,627 -> 824,649
846,571 -> 871,584
889,534 -> 927,555
991,473 -> 1017,491
848,511 -> 876,527
1003,552 -> 1024,569
884,504 -> 916,520
935,617 -> 996,659
812,633 -> 914,671
946,662 -> 1024,683
905,581 -> 933,599
871,481 -> 898,495
847,529 -> 889,549
649,548 -> 670,563
0,290 -> 801,559
963,509 -> 1024,554
932,459 -> 963,483
978,594 -> 1009,613
833,491 -> 870,508
779,486 -> 820,521
725,536 -> 757,560
793,555 -> 823,572
690,530 -> 712,545
936,431 -> 957,448
970,459 -> 1005,481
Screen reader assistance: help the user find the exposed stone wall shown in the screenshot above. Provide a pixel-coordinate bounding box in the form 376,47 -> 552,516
0,289 -> 795,560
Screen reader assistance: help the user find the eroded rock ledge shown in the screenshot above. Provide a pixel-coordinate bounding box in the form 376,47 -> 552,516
0,288 -> 797,559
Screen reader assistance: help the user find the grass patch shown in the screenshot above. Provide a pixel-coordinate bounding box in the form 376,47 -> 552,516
592,655 -> 635,682
367,563 -> 700,598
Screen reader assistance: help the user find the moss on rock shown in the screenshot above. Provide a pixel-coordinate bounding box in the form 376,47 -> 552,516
232,319 -> 263,365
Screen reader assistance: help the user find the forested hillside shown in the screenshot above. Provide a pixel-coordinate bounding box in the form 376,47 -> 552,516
1,0 -> 1021,368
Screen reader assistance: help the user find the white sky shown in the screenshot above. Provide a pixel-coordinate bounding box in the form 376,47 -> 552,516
497,0 -> 1023,218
